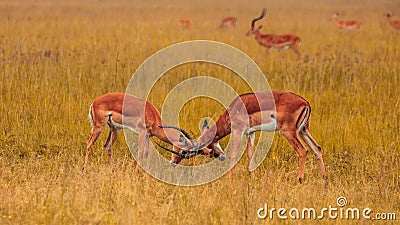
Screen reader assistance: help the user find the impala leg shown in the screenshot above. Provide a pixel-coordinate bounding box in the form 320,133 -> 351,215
170,150 -> 182,166
246,132 -> 256,178
104,126 -> 120,167
291,46 -> 302,59
136,131 -> 150,171
299,126 -> 327,180
246,132 -> 256,161
227,129 -> 243,177
265,47 -> 271,57
281,130 -> 308,183
83,126 -> 103,174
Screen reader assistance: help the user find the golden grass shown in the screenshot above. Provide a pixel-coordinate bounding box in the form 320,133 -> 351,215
1,0 -> 399,224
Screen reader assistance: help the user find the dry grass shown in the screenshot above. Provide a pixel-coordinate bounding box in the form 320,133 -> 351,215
1,0 -> 399,224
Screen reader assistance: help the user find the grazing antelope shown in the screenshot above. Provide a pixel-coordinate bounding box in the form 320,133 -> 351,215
83,93 -> 201,173
330,12 -> 361,30
163,91 -> 327,183
178,18 -> 192,29
384,12 -> 400,30
246,9 -> 302,59
220,17 -> 237,29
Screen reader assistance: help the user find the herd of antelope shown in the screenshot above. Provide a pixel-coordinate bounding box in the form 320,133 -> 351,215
179,9 -> 399,59
83,9 -> 399,183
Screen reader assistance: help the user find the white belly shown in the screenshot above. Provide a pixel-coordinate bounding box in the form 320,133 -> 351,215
248,121 -> 278,133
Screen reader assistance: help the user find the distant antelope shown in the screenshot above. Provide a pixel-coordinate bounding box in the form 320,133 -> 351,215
220,17 -> 237,29
384,12 -> 400,30
246,9 -> 302,59
330,12 -> 361,30
178,18 -> 192,29
83,93 -> 204,173
163,91 -> 327,183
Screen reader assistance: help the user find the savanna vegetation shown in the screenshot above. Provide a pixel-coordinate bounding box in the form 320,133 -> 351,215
0,0 -> 399,224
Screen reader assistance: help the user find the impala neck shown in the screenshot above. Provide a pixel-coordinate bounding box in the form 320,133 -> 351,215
152,124 -> 188,149
253,30 -> 265,44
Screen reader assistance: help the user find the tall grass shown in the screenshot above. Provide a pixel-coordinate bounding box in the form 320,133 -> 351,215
1,0 -> 399,224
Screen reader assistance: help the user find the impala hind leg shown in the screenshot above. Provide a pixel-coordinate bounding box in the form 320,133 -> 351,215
299,126 -> 327,180
104,125 -> 121,167
136,131 -> 150,171
281,130 -> 308,183
83,125 -> 104,174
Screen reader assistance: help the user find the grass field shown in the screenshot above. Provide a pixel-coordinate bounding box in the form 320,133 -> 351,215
1,0 -> 400,224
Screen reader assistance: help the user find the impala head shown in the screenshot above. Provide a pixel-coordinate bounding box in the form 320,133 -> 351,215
384,12 -> 393,18
330,12 -> 339,20
246,8 -> 266,36
157,123 -> 214,163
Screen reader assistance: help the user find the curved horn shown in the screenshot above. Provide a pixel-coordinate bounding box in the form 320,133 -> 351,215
159,125 -> 193,140
156,143 -> 198,159
156,143 -> 184,157
251,8 -> 266,29
158,125 -> 197,148
188,136 -> 214,153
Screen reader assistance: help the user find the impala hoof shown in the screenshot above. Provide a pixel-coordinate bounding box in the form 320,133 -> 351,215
218,154 -> 226,161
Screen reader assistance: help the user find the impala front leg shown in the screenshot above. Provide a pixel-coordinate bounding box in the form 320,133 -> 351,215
227,129 -> 243,177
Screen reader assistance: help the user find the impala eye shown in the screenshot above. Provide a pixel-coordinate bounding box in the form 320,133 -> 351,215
270,114 -> 275,119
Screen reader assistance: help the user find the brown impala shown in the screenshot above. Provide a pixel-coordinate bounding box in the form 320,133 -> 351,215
220,17 -> 237,29
384,12 -> 400,30
178,18 -> 192,29
163,91 -> 327,183
83,93 -> 210,174
246,9 -> 302,58
330,12 -> 361,30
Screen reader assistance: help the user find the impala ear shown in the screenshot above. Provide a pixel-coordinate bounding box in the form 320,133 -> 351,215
179,134 -> 187,146
200,119 -> 209,135
256,25 -> 263,30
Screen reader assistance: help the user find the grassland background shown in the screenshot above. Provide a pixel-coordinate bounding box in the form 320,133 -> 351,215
0,0 -> 399,224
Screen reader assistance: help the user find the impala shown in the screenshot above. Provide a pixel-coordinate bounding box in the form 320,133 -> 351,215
384,12 -> 400,30
246,9 -> 302,58
178,18 -> 192,29
220,17 -> 237,29
330,12 -> 361,30
83,92 -> 205,173
163,91 -> 327,183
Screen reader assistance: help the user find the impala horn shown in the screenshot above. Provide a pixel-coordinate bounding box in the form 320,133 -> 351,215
158,125 -> 197,148
251,8 -> 266,30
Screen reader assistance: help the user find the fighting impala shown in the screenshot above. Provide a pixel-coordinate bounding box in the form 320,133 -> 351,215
163,91 -> 327,183
220,17 -> 237,29
83,92 -> 209,174
384,12 -> 400,30
330,12 -> 361,30
246,9 -> 302,58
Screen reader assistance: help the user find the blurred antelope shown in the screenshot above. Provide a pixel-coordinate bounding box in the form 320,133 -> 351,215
246,9 -> 302,58
384,12 -> 400,30
164,91 -> 327,183
178,18 -> 192,29
83,93 -> 203,173
220,17 -> 237,29
330,12 -> 361,30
